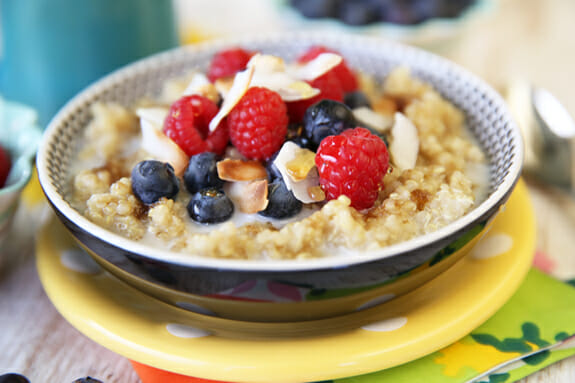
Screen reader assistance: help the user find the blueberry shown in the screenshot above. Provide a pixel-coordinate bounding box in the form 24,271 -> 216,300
344,91 -> 372,110
259,179 -> 302,219
72,378 -> 104,383
289,0 -> 341,19
286,123 -> 314,150
183,152 -> 224,194
303,100 -> 356,149
131,160 -> 179,205
188,189 -> 234,224
0,374 -> 30,383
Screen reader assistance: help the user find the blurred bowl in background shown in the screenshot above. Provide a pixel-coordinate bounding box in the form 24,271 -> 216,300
0,98 -> 43,251
275,0 -> 496,49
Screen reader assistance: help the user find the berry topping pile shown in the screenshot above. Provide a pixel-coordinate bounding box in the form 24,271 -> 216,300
130,46 -> 401,225
0,144 -> 12,188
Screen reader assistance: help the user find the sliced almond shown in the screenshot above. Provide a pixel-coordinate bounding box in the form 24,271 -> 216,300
290,167 -> 322,203
285,148 -> 316,182
209,64 -> 255,132
248,54 -> 319,101
226,179 -> 269,214
273,142 -> 322,203
136,107 -> 168,126
288,53 -> 343,81
390,112 -> 419,172
182,73 -> 220,104
217,158 -> 267,182
139,115 -> 188,176
353,107 -> 394,134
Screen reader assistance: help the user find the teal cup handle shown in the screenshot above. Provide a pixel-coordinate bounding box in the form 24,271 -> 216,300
0,0 -> 179,127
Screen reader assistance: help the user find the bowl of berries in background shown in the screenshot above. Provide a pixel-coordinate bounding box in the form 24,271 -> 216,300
278,0 -> 495,49
36,32 -> 522,327
0,98 -> 43,252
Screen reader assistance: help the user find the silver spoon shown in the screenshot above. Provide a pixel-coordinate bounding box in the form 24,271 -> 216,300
505,81 -> 575,192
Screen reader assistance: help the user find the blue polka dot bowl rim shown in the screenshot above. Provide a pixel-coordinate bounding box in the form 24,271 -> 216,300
35,32 -> 523,322
0,97 -> 43,246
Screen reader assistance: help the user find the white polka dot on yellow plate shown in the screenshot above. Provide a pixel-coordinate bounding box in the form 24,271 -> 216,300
361,316 -> 408,332
166,323 -> 211,338
470,233 -> 513,260
60,248 -> 102,274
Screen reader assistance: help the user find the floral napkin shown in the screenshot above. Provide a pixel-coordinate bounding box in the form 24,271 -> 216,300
331,267 -> 575,383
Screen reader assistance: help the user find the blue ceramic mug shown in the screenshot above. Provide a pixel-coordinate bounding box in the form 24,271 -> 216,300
0,0 -> 179,127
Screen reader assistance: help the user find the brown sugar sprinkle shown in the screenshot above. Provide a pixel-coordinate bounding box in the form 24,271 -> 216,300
411,189 -> 431,211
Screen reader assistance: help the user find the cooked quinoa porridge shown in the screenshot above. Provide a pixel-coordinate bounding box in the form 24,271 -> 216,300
70,46 -> 488,260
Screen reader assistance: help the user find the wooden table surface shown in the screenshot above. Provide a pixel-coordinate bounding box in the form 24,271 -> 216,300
2,0 -> 575,382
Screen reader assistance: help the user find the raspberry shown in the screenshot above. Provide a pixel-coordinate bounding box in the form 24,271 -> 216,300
0,145 -> 11,188
315,127 -> 389,210
297,46 -> 359,93
163,95 -> 229,157
207,47 -> 253,83
227,87 -> 288,161
286,70 -> 344,123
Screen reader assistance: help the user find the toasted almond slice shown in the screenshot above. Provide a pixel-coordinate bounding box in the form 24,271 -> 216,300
182,73 -> 220,104
353,107 -> 394,133
182,72 -> 210,95
290,167 -> 321,204
286,148 -> 316,182
273,142 -> 321,203
248,54 -> 286,73
136,107 -> 168,126
288,53 -> 343,81
248,54 -> 319,101
227,179 -> 269,214
217,158 -> 267,182
390,112 -> 419,171
140,115 -> 188,176
209,64 -> 255,132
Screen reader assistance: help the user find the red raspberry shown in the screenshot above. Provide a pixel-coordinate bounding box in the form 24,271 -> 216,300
207,47 -> 253,83
315,127 -> 389,210
163,95 -> 229,156
297,46 -> 359,93
227,87 -> 288,160
0,145 -> 11,188
286,70 -> 344,123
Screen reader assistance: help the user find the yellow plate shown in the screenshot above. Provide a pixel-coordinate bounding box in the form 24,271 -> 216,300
37,180 -> 535,383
